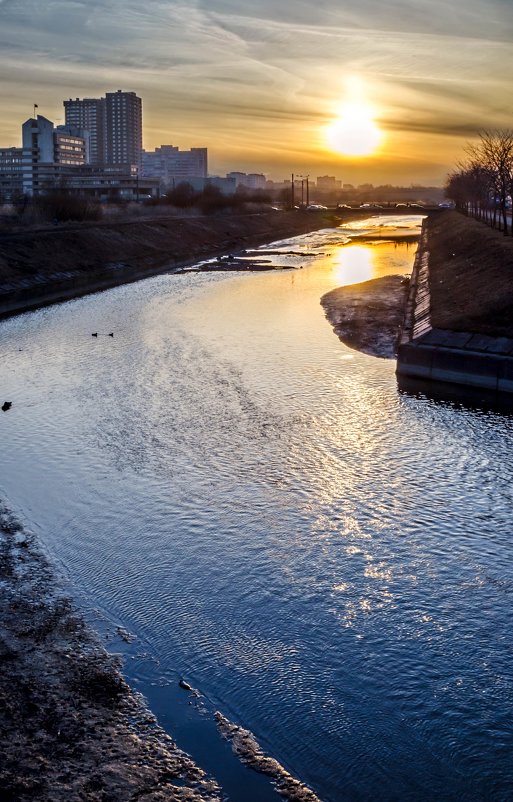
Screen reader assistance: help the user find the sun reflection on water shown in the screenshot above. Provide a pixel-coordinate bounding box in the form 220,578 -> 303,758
332,244 -> 374,286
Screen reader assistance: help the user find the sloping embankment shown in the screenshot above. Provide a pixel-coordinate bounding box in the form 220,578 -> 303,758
397,212 -> 513,403
0,211 -> 329,319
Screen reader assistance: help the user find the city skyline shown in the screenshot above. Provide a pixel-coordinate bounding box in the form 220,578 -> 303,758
1,0 -> 512,184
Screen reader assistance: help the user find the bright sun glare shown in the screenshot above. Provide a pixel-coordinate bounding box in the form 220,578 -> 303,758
327,101 -> 382,158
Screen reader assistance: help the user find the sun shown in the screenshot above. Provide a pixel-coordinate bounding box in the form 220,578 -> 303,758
327,102 -> 382,157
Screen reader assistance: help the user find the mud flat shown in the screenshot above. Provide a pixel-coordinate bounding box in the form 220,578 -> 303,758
0,504 -> 221,802
321,275 -> 409,359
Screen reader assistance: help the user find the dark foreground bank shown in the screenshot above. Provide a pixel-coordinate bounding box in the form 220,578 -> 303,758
0,211 -> 331,319
0,504 -> 222,802
0,504 -> 323,801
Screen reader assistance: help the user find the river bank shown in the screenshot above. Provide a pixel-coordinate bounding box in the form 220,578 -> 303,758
0,211 -> 331,319
0,504 -> 221,802
397,212 -> 513,403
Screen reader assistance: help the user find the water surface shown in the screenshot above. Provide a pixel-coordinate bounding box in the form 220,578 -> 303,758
1,215 -> 512,801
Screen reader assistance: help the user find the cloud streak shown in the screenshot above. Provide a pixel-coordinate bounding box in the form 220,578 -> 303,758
0,0 -> 512,182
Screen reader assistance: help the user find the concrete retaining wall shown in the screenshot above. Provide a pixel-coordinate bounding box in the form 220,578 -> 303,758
396,220 -> 513,404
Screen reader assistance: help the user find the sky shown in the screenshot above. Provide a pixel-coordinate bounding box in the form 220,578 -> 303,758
0,0 -> 512,185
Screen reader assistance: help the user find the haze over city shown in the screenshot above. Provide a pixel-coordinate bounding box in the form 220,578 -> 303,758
1,0 -> 512,184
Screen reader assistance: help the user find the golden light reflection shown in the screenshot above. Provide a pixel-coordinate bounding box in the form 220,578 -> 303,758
333,245 -> 374,286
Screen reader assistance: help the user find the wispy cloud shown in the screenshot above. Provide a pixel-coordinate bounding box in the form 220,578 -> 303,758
0,0 -> 511,182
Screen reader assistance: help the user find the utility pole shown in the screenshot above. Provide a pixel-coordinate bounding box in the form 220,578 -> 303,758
297,174 -> 309,207
291,173 -> 295,209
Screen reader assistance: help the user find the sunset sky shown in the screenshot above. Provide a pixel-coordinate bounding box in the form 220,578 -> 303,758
1,0 -> 512,184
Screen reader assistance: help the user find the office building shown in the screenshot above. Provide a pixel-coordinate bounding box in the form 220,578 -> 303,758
227,172 -> 266,190
0,114 -> 158,201
141,145 -> 207,185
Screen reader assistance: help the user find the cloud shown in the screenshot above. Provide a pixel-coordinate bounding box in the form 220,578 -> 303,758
0,0 -> 512,182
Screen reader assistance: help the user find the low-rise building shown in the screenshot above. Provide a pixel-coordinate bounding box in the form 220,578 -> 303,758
227,172 -> 266,190
187,176 -> 237,195
141,145 -> 208,186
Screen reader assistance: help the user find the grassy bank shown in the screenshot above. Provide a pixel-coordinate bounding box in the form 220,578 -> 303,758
427,211 -> 513,336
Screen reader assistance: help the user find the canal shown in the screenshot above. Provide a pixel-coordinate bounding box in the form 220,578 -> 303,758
1,215 -> 512,801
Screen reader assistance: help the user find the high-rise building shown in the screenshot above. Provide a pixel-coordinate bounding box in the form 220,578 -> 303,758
105,90 -> 142,168
63,97 -> 106,164
64,91 -> 142,167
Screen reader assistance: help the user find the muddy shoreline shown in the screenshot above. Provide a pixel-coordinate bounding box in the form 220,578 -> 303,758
0,504 -> 222,802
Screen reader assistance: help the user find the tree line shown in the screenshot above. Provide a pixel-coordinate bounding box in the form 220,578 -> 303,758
446,131 -> 513,235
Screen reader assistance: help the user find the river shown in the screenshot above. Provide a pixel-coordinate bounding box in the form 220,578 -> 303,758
1,215 -> 512,801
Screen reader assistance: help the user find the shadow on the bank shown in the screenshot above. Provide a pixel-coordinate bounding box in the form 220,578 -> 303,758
397,375 -> 513,416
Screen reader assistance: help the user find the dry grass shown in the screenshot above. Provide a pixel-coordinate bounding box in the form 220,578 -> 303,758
428,212 -> 513,336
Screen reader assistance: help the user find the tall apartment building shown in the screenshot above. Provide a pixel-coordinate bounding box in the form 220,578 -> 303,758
63,97 -> 106,163
141,145 -> 207,185
105,90 -> 142,168
64,90 -> 142,168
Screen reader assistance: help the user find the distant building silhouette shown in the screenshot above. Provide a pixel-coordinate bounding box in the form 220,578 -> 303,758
141,145 -> 207,186
317,175 -> 342,191
227,172 -> 266,190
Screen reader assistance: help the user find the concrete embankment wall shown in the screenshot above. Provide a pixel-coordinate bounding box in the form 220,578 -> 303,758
397,218 -> 513,404
0,211 -> 328,319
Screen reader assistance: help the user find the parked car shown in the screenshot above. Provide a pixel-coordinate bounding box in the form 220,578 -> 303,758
306,204 -> 328,211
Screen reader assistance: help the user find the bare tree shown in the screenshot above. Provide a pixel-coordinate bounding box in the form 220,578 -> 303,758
465,131 -> 513,234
